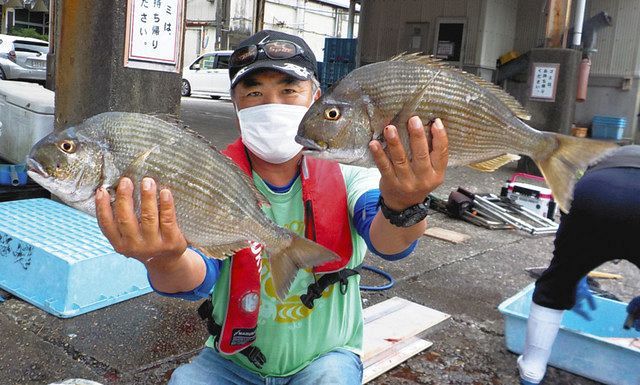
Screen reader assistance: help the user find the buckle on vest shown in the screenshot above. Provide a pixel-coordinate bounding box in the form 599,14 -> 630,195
300,267 -> 361,309
241,346 -> 267,369
300,282 -> 324,309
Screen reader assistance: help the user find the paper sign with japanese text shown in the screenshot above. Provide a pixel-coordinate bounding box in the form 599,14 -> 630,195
124,0 -> 184,73
529,63 -> 560,102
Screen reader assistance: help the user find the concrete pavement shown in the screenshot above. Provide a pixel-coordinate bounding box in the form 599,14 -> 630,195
1,97 -> 638,385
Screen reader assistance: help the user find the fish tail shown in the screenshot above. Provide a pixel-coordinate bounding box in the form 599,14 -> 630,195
269,234 -> 340,300
533,132 -> 618,213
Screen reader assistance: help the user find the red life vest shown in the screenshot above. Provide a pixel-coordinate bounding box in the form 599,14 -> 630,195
222,138 -> 353,271
212,139 -> 353,356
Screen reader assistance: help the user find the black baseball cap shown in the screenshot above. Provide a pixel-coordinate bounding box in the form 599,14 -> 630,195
229,30 -> 318,88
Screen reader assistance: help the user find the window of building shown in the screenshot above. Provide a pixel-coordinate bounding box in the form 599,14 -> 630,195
12,8 -> 49,35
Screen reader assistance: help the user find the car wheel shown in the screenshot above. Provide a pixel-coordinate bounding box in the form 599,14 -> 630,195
210,95 -> 221,100
0,67 -> 6,80
181,79 -> 191,97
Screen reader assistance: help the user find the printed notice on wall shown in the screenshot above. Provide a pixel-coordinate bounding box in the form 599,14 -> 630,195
124,0 -> 185,72
529,63 -> 560,101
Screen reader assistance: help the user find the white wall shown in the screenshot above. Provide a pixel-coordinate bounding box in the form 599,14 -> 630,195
479,0 -> 517,68
185,0 -> 216,20
263,0 -> 359,62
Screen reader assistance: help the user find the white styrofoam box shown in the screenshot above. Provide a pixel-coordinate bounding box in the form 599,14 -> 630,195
0,81 -> 54,163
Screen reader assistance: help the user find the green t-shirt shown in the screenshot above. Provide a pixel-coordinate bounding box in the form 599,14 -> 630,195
205,164 -> 380,377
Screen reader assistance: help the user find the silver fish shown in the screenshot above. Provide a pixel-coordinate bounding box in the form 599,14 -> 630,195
296,54 -> 618,212
27,111 -> 338,299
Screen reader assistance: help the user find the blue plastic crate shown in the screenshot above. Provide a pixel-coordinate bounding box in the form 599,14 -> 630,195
0,164 -> 28,186
0,198 -> 152,318
592,115 -> 627,127
592,124 -> 624,140
322,61 -> 355,84
324,38 -> 357,63
498,284 -> 640,385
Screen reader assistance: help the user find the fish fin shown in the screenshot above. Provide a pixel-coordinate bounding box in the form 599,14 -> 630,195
150,113 -> 184,127
269,234 -> 340,300
196,241 -> 250,260
533,132 -> 619,213
121,146 -> 160,180
217,152 -> 271,208
149,113 -> 222,151
467,154 -> 521,172
390,53 -> 531,121
390,69 -> 441,128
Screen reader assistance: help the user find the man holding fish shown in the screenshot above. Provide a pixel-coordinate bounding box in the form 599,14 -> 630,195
95,31 -> 448,384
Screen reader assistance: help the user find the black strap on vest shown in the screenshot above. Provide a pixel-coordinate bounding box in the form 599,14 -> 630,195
300,265 -> 361,309
197,299 -> 267,369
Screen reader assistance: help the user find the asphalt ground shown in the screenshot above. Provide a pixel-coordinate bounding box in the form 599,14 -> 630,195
1,96 -> 638,385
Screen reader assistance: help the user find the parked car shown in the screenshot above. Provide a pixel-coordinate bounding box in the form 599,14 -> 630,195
0,34 -> 49,82
181,50 -> 232,99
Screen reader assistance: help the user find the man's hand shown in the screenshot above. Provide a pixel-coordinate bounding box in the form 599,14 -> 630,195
95,177 -> 188,267
369,116 -> 449,211
571,277 -> 597,321
624,296 -> 640,331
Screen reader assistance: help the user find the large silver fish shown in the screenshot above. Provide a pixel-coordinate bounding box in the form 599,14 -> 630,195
296,54 -> 618,212
27,112 -> 338,299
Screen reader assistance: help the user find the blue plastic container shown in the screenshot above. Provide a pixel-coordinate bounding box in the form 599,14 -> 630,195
592,115 -> 627,140
0,164 -> 28,186
498,284 -> 640,385
0,198 -> 152,318
323,38 -> 357,63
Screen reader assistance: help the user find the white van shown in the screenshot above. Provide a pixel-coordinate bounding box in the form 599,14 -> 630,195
181,50 -> 232,99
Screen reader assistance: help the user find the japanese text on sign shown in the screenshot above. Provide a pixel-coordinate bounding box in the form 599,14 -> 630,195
126,0 -> 183,70
530,63 -> 559,101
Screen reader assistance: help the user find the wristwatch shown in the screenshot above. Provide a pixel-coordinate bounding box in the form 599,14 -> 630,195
378,195 -> 431,227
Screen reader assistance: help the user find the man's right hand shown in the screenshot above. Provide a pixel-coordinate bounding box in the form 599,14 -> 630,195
95,177 -> 188,267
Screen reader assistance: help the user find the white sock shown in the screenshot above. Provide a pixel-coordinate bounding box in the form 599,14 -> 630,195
517,303 -> 564,383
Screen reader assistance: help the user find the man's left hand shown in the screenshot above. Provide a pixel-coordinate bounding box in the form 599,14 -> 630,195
370,116 -> 449,211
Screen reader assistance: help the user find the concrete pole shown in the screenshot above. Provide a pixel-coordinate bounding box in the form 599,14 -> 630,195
347,0 -> 355,38
54,0 -> 183,130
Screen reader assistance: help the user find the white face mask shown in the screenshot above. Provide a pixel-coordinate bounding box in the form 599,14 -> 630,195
238,103 -> 310,164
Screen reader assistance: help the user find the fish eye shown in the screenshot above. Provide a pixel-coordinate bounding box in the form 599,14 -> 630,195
58,140 -> 76,154
324,107 -> 341,121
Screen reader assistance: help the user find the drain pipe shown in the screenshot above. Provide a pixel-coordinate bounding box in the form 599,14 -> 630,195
572,0 -> 587,48
576,11 -> 613,101
574,0 -> 588,101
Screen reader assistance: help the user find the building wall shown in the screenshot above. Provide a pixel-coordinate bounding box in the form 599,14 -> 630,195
479,0 -> 517,68
183,0 -> 218,68
359,0 -> 483,65
263,0 -> 359,62
587,0 -> 640,77
513,0 -> 546,54
358,0 -> 515,75
186,0 -> 216,21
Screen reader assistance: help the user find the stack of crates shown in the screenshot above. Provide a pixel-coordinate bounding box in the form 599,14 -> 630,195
319,38 -> 357,90
591,115 -> 627,140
